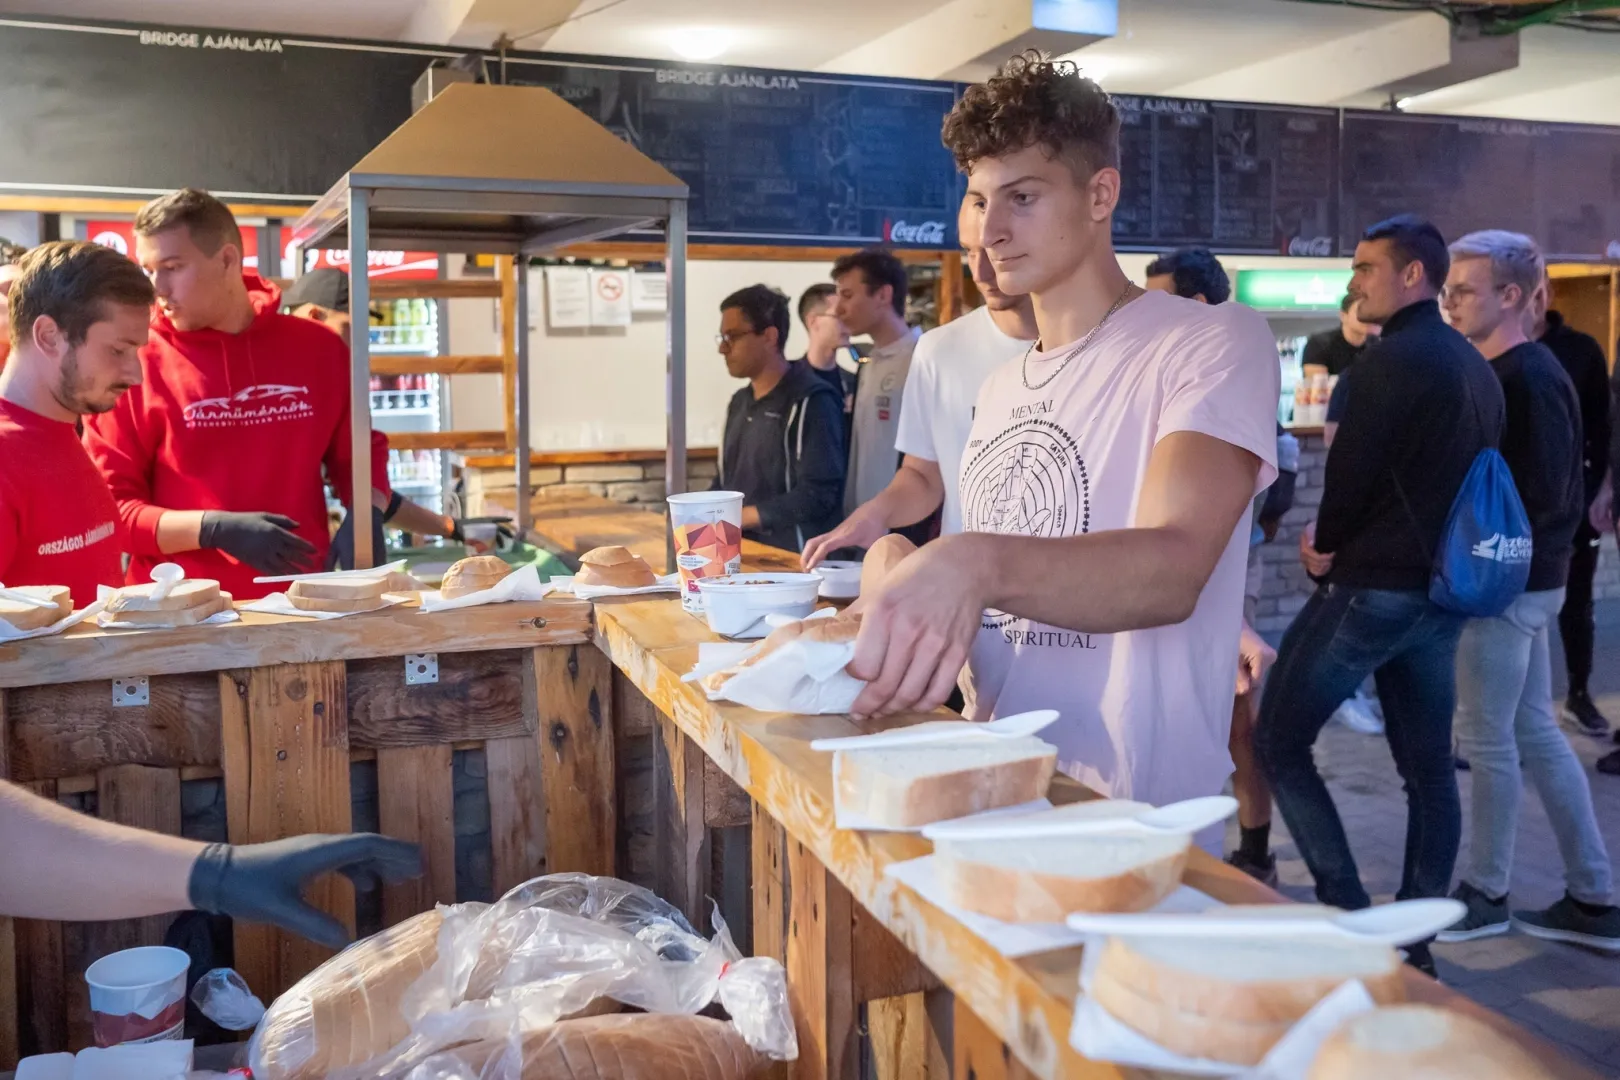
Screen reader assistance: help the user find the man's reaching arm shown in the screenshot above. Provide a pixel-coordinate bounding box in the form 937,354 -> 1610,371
848,431 -> 1260,716
802,455 -> 945,568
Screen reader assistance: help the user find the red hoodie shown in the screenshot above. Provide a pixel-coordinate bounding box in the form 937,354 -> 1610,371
82,274 -> 389,600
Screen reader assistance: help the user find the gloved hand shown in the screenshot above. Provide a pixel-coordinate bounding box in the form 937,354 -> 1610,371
199,511 -> 319,575
326,506 -> 388,571
188,834 -> 422,949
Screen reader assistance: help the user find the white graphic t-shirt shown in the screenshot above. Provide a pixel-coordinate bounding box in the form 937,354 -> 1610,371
895,306 -> 1033,536
959,288 -> 1280,807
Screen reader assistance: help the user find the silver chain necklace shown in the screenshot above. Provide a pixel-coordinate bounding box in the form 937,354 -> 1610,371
1021,280 -> 1137,391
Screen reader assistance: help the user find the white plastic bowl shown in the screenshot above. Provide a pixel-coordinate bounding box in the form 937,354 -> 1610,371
812,560 -> 862,600
697,572 -> 822,638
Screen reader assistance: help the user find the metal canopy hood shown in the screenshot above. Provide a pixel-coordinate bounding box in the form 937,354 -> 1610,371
290,82 -> 688,254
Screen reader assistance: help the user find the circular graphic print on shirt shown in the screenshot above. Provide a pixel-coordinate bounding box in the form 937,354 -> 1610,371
959,417 -> 1090,629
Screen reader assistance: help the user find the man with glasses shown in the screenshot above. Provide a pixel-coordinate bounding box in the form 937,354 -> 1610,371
714,284 -> 847,552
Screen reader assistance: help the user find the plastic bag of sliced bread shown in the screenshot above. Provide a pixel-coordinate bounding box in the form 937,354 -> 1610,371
248,873 -> 796,1080
401,1013 -> 771,1080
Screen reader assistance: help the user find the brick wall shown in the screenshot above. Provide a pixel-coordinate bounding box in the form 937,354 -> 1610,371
464,455 -> 721,516
1249,433 -> 1620,635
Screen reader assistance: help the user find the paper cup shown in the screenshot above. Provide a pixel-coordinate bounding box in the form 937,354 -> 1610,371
668,491 -> 744,613
85,946 -> 189,1046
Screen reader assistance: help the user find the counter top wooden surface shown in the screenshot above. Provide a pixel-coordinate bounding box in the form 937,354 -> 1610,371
512,493 -> 804,574
0,595 -> 592,689
594,594 -> 1596,1080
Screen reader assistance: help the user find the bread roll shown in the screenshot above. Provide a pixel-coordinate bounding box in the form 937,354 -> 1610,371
934,802 -> 1189,921
1308,1004 -> 1553,1080
419,1014 -> 769,1080
440,555 -> 513,599
105,578 -> 221,613
835,737 -> 1056,829
0,585 -> 73,631
577,546 -> 657,588
250,910 -> 443,1080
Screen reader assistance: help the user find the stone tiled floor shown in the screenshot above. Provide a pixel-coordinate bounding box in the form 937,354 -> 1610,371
1238,601 -> 1620,1077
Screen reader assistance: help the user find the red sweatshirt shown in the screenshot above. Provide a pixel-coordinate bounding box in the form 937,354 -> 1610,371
0,398 -> 123,608
82,274 -> 389,600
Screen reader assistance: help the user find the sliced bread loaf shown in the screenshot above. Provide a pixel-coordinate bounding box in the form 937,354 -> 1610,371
1308,1004 -> 1552,1080
0,585 -> 73,631
834,736 -> 1056,828
933,801 -> 1189,920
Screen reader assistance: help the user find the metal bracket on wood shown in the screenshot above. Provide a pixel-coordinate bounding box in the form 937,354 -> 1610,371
404,653 -> 440,685
111,676 -> 150,707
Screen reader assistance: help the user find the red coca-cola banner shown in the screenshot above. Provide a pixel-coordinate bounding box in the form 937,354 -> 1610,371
87,222 -> 438,280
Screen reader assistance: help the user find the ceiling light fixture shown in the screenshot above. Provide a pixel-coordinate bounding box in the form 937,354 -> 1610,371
670,27 -> 732,62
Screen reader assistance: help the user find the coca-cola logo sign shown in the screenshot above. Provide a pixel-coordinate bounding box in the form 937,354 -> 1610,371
884,219 -> 948,246
1287,236 -> 1334,257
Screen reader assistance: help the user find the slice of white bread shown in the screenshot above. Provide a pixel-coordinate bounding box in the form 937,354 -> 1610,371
104,593 -> 234,626
1094,907 -> 1407,1025
105,578 -> 220,613
933,801 -> 1189,921
835,736 -> 1056,828
1089,968 -> 1294,1066
577,545 -> 658,588
440,555 -> 514,599
286,590 -> 391,614
0,585 -> 73,631
287,574 -> 390,603
699,614 -> 861,695
1308,1004 -> 1553,1080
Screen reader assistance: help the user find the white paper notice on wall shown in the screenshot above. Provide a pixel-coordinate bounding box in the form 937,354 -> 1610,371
589,268 -> 633,327
545,266 -> 591,329
631,271 -> 667,313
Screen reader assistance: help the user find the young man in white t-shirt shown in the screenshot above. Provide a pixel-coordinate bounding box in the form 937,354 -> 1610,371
846,53 -> 1279,810
801,207 -> 1036,565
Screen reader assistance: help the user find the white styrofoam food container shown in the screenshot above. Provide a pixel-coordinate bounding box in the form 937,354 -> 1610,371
696,572 -> 821,638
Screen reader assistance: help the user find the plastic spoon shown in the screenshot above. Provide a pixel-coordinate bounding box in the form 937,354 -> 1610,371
810,709 -> 1060,751
0,583 -> 61,609
148,562 -> 184,603
1064,898 -> 1466,947
922,795 -> 1238,842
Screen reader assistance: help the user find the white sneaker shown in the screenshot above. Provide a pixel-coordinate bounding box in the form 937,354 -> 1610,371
1331,696 -> 1384,735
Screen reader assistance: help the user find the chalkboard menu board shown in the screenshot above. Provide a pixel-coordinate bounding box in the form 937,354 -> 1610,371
503,56 -> 964,248
1342,111 -> 1620,260
1111,95 -> 1338,255
0,16 -> 436,201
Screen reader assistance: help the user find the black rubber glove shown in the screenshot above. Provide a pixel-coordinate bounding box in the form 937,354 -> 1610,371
448,518 -> 465,542
188,834 -> 423,950
325,506 -> 388,571
199,511 -> 319,575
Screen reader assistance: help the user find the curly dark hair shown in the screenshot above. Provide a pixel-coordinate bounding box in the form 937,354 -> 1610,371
941,51 -> 1119,179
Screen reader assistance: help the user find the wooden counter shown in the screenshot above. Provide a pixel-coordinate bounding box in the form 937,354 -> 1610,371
0,595 -> 604,1063
514,492 -> 804,575
594,594 -> 1599,1080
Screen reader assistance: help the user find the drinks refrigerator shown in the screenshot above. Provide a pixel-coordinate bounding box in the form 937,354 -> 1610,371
368,296 -> 451,523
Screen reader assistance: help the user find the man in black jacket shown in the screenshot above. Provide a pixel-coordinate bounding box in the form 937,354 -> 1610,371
714,285 -> 846,552
1435,230 -> 1618,951
1256,216 -> 1504,976
1529,290 -> 1613,737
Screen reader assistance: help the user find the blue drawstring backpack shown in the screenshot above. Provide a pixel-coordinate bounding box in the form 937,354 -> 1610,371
1425,447 -> 1531,616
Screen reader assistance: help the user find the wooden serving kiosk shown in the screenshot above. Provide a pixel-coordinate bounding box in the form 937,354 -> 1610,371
0,87 -> 1600,1080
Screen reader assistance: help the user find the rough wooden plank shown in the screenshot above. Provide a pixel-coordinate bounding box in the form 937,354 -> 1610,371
13,780 -> 64,1056
751,801 -> 788,965
369,353 -> 503,376
529,645 -> 615,876
347,648 -> 531,748
486,734 -> 546,897
853,905 -> 940,1002
372,278 -> 502,300
703,755 -> 751,828
376,744 -> 457,924
611,670 -> 658,890
653,715 -> 707,929
223,662 -> 354,1003
785,838 -> 857,1080
0,597 -> 591,690
870,991 -> 950,1080
387,430 -> 506,452
6,673 -> 221,782
0,692 -> 15,1069
96,764 -> 183,949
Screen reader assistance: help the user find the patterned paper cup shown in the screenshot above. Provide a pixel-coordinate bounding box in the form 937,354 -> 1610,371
668,491 -> 744,614
85,945 -> 190,1046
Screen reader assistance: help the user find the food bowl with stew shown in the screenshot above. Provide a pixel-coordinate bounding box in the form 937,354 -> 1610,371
696,572 -> 822,638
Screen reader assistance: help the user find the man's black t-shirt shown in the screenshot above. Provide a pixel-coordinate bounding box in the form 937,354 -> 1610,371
1302,327 -> 1367,377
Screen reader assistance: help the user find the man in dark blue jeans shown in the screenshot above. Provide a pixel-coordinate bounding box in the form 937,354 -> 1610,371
1256,216 -> 1505,976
